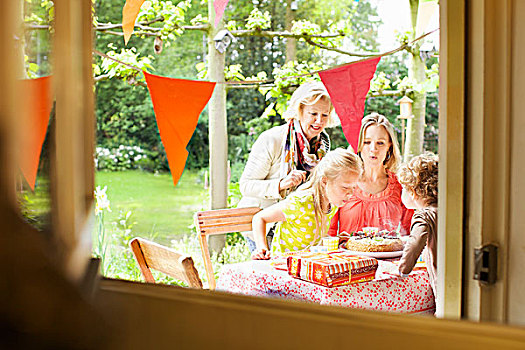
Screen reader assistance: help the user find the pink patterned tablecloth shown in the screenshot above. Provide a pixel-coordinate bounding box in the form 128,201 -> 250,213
216,260 -> 435,314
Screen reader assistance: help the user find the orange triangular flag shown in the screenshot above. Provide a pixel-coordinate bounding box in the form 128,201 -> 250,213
144,72 -> 216,186
122,0 -> 145,45
19,76 -> 53,191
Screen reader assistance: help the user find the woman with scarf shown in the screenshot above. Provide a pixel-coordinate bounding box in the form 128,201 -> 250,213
237,81 -> 339,252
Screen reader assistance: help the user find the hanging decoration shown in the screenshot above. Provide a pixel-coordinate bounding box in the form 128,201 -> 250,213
416,0 -> 439,37
213,0 -> 229,27
122,0 -> 146,44
144,72 -> 216,186
19,76 -> 53,191
318,57 -> 381,151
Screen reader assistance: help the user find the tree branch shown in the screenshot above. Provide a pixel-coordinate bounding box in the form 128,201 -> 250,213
25,21 -> 209,33
231,29 -> 344,39
140,17 -> 165,26
94,73 -> 111,82
303,37 -> 380,57
226,83 -> 275,89
97,30 -> 158,37
368,90 -> 407,98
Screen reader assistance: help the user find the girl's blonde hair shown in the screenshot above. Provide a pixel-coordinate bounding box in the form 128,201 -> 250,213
282,81 -> 339,128
296,148 -> 362,239
398,152 -> 439,206
356,112 -> 402,171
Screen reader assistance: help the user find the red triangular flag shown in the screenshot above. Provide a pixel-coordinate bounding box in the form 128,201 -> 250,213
144,72 -> 216,186
19,76 -> 53,191
213,0 -> 229,26
318,57 -> 380,151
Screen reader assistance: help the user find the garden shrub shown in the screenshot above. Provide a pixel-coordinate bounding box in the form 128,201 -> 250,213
95,145 -> 168,172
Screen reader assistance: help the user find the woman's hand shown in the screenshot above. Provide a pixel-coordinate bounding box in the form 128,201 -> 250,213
279,170 -> 307,191
251,248 -> 271,260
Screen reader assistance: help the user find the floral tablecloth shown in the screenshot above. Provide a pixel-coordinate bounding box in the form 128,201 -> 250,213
216,259 -> 435,314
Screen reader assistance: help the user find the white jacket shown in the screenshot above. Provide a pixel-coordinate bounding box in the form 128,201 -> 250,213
237,124 -> 288,238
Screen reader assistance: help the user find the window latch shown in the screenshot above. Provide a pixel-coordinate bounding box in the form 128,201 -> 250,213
473,244 -> 498,285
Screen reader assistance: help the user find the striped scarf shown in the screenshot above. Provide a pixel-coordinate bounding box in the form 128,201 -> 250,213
280,119 -> 330,193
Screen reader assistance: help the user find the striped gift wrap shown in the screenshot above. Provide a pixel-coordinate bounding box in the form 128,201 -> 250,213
287,251 -> 378,287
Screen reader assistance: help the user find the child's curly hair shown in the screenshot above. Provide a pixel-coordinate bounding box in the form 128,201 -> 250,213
398,153 -> 439,206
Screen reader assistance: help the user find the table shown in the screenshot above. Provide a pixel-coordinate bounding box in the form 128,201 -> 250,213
217,259 -> 435,314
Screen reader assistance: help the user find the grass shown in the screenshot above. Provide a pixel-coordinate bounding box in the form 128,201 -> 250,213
95,170 -> 207,245
19,169 -> 250,284
17,177 -> 52,230
19,169 -> 207,245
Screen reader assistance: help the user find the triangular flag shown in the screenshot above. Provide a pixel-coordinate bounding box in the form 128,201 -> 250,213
213,0 -> 229,27
318,57 -> 380,151
19,76 -> 53,191
122,0 -> 146,45
144,72 -> 216,186
416,0 -> 439,37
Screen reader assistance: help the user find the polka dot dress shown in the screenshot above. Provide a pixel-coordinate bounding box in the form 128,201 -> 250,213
272,192 -> 337,255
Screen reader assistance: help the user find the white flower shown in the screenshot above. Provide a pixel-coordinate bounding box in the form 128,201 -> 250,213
94,186 -> 111,215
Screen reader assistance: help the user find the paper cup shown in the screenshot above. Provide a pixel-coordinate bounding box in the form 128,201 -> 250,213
322,236 -> 339,251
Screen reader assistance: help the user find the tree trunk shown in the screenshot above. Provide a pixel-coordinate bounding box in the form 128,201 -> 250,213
404,0 -> 426,160
207,0 -> 227,253
15,0 -> 27,79
285,0 -> 296,62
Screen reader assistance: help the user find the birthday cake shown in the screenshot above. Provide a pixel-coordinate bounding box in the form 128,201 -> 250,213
344,230 -> 404,253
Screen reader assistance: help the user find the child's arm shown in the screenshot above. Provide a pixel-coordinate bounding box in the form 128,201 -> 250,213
328,208 -> 340,237
251,202 -> 286,260
398,217 -> 429,275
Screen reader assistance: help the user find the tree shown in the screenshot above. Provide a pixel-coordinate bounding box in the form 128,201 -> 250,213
23,0 -> 439,252
403,0 -> 437,160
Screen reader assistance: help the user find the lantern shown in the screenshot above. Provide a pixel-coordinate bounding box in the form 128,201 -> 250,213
397,96 -> 414,154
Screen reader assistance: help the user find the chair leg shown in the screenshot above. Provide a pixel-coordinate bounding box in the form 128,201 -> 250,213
198,234 -> 216,290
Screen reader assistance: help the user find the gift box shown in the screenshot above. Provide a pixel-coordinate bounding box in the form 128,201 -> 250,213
287,251 -> 378,287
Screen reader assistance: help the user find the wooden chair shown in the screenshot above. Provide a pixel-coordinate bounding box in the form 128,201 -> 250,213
129,238 -> 203,289
194,207 -> 261,290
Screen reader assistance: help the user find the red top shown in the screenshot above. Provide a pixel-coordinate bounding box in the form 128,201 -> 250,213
328,171 -> 414,236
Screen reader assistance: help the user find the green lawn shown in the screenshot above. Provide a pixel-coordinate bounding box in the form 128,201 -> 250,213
96,170 -> 207,245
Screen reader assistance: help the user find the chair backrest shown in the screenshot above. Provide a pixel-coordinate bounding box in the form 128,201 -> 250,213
194,207 -> 261,290
130,238 -> 203,289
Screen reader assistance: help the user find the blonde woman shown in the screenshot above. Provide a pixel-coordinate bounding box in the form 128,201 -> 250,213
329,113 -> 413,238
251,148 -> 362,260
238,81 -> 339,252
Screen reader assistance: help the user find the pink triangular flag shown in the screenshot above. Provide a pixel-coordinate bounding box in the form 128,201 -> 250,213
213,0 -> 229,27
144,72 -> 216,186
19,76 -> 53,191
318,57 -> 380,151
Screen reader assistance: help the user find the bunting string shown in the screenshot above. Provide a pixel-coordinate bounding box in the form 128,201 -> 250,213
93,28 -> 438,86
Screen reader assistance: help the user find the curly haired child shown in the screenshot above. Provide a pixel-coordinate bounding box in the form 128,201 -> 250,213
397,152 -> 439,299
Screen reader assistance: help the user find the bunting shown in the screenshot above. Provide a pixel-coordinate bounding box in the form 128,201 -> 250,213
213,0 -> 229,27
19,76 -> 53,191
318,57 -> 380,151
144,72 -> 216,186
122,0 -> 146,45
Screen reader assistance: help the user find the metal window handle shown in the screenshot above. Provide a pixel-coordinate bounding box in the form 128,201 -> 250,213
473,244 -> 498,285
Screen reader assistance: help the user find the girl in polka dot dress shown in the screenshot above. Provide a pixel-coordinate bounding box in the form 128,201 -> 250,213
251,148 -> 362,260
